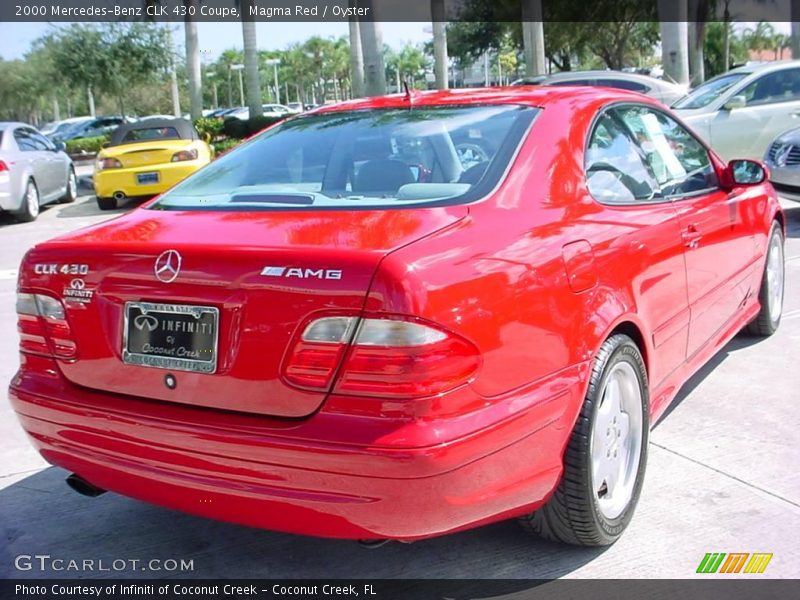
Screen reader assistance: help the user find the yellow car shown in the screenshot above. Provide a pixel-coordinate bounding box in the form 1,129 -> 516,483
94,118 -> 212,210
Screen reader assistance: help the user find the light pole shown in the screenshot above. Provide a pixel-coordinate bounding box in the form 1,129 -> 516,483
265,58 -> 281,104
230,64 -> 244,106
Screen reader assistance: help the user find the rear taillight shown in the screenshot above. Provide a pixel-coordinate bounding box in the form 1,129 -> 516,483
282,315 -> 480,399
16,293 -> 77,359
0,160 -> 8,172
97,157 -> 122,170
171,148 -> 198,162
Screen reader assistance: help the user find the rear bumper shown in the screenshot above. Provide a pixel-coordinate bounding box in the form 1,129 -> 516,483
93,161 -> 206,198
9,354 -> 587,540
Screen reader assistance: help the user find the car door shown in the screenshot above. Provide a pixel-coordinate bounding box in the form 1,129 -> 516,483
615,105 -> 756,359
709,67 -> 800,160
12,128 -> 53,196
584,108 -> 689,388
27,129 -> 65,200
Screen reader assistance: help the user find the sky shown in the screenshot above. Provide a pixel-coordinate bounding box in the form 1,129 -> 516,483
0,21 -> 433,61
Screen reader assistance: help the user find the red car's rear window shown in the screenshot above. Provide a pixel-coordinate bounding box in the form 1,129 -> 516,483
152,105 -> 537,211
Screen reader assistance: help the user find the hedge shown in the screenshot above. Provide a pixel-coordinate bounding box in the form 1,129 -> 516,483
212,138 -> 242,155
193,117 -> 225,140
65,135 -> 109,155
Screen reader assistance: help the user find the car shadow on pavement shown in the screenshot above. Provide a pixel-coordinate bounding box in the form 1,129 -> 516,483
655,333 -> 764,428
0,467 -> 605,581
56,197 -> 128,219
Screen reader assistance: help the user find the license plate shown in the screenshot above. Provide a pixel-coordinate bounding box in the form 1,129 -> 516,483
122,302 -> 218,373
137,172 -> 159,185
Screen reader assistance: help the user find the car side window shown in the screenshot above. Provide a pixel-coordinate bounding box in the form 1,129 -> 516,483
740,69 -> 800,106
585,112 -> 659,204
552,79 -> 592,87
28,130 -> 53,151
13,129 -> 37,152
605,79 -> 650,93
14,127 -> 47,152
613,105 -> 718,198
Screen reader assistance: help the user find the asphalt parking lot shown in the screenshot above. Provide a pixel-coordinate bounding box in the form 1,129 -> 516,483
1,176 -> 798,580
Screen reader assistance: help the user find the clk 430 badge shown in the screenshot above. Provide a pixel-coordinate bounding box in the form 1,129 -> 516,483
261,266 -> 342,280
34,263 -> 89,275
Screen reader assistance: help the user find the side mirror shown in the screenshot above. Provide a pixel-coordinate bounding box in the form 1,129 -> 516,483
726,159 -> 767,186
203,132 -> 212,144
723,95 -> 746,110
54,141 -> 66,152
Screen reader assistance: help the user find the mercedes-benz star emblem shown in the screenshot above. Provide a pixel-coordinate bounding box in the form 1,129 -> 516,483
154,249 -> 182,283
133,314 -> 159,332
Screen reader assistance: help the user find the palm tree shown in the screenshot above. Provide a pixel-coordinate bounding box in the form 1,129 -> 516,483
431,0 -> 448,89
348,1 -> 365,98
184,0 -> 202,119
330,37 -> 352,100
166,25 -> 181,116
240,4 -> 263,117
687,0 -> 710,85
284,44 -> 311,106
658,0 -> 689,84
773,34 -> 791,60
721,0 -> 733,71
237,0 -> 263,118
521,0 -> 546,76
359,0 -> 386,96
305,36 -> 332,103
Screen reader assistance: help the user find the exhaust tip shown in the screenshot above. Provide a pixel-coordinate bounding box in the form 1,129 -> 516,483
66,473 -> 107,497
113,191 -> 126,201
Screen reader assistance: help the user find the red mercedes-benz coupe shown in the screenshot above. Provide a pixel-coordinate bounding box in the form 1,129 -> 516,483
10,88 -> 785,546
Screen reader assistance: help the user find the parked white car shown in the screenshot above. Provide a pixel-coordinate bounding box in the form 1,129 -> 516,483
511,70 -> 688,106
674,61 -> 800,161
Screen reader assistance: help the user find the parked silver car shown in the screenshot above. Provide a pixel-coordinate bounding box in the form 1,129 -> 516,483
0,122 -> 77,222
511,70 -> 688,106
764,126 -> 800,202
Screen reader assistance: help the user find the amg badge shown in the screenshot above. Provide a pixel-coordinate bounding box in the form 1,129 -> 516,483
261,266 -> 342,280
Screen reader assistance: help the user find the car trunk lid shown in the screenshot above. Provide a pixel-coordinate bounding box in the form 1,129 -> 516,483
20,207 -> 466,417
105,141 -> 191,168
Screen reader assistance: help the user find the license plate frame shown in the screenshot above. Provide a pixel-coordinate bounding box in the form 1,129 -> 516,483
122,302 -> 218,374
137,171 -> 159,185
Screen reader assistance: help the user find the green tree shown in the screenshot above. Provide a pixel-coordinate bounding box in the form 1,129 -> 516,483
43,23 -> 170,116
744,20 -> 777,55
283,44 -> 312,105
704,21 -> 748,77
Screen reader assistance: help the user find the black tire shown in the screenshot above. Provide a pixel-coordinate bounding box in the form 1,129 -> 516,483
519,334 -> 649,546
745,223 -> 785,336
59,167 -> 78,204
96,196 -> 118,211
15,179 -> 39,223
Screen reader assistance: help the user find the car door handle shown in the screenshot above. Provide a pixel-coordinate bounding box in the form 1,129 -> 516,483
682,225 -> 703,249
792,110 -> 800,118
